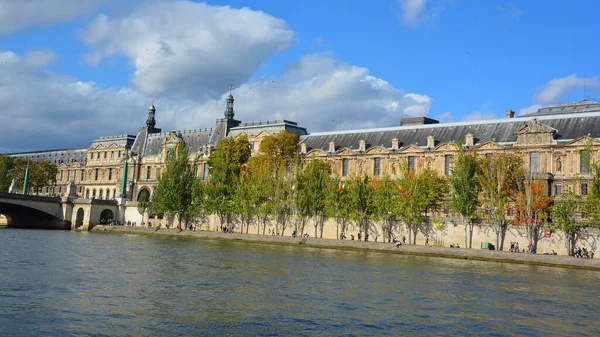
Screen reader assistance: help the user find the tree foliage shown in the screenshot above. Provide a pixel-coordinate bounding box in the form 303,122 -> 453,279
11,158 -> 58,194
151,142 -> 198,227
477,152 -> 524,250
450,145 -> 480,248
514,176 -> 552,253
0,155 -> 14,193
296,158 -> 331,237
551,191 -> 585,256
345,175 -> 375,240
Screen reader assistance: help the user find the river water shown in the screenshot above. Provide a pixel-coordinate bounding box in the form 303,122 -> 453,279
0,228 -> 598,336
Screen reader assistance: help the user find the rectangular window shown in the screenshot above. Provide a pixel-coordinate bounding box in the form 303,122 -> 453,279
580,150 -> 590,174
485,153 -> 493,160
408,156 -> 415,173
111,151 -> 114,158
529,152 -> 540,173
156,167 -> 161,179
118,151 -> 121,157
91,153 -> 94,160
507,208 -> 514,216
373,158 -> 380,176
250,142 -> 255,151
445,155 -> 453,175
342,159 -> 349,177
147,166 -> 152,180
60,171 -> 63,181
555,184 -> 562,195
95,168 -> 99,181
582,183 -> 588,196
67,170 -> 70,181
109,168 -> 113,181
104,152 -> 107,159
203,163 -> 209,180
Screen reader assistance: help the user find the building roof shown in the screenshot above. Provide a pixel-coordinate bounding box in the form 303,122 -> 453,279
299,110 -> 600,152
7,148 -> 88,166
521,99 -> 600,117
90,134 -> 136,148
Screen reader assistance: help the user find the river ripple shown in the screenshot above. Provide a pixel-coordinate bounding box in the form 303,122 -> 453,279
0,228 -> 599,336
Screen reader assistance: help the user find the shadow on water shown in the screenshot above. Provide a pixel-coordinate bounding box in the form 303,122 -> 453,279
1,228 -> 599,336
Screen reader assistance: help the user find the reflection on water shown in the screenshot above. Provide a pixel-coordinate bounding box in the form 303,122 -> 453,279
1,228 -> 599,336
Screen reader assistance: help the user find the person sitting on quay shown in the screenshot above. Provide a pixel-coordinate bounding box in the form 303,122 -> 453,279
291,230 -> 296,238
357,232 -> 361,241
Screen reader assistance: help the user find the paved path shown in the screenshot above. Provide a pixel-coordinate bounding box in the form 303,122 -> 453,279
90,225 -> 600,271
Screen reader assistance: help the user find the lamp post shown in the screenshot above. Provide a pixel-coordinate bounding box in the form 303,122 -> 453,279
120,147 -> 129,199
22,160 -> 30,195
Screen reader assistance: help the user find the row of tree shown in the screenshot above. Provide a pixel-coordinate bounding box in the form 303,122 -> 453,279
0,155 -> 58,194
147,132 -> 600,255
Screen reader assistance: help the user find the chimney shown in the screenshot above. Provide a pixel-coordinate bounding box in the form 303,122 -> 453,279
506,109 -> 515,118
427,135 -> 435,149
465,133 -> 474,147
300,143 -> 307,154
329,141 -> 336,153
359,140 -> 366,152
391,138 -> 399,150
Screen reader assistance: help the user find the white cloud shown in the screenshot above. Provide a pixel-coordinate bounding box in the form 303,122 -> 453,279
178,53 -> 433,132
398,0 -> 428,26
535,74 -> 597,105
80,1 -> 294,99
497,3 -> 524,22
0,49 -> 150,152
0,0 -> 107,36
519,74 -> 599,115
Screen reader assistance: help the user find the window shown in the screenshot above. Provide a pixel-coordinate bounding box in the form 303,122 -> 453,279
555,184 -> 562,195
67,170 -> 70,181
147,166 -> 152,180
445,155 -> 453,175
529,152 -> 540,173
91,153 -> 94,160
111,151 -> 114,158
81,170 -> 84,181
118,151 -> 121,157
86,190 -> 90,198
485,153 -> 493,160
250,142 -> 255,151
342,159 -> 349,177
408,156 -> 415,173
60,171 -> 63,181
104,152 -> 107,159
581,183 -> 588,196
156,167 -> 161,178
373,158 -> 381,176
99,190 -> 103,199
92,189 -> 96,198
59,187 -> 62,195
95,168 -> 99,181
108,168 -> 113,181
203,163 -> 209,180
580,150 -> 590,174
507,208 -> 514,216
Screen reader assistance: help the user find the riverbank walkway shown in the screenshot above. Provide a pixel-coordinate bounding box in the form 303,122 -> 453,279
90,226 -> 600,271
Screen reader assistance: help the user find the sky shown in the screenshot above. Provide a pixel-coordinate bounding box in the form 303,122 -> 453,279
1,0 -> 599,153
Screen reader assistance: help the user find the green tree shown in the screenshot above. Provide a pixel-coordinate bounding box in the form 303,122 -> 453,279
450,145 -> 480,248
247,154 -> 273,234
551,191 -> 586,256
371,176 -> 400,242
207,135 -> 251,230
325,174 -> 353,240
296,158 -> 331,238
137,190 -> 150,224
345,175 -> 374,240
0,155 -> 14,192
151,142 -> 198,228
397,163 -> 447,244
257,130 -> 299,162
477,152 -> 524,250
583,142 -> 600,229
11,158 -> 58,195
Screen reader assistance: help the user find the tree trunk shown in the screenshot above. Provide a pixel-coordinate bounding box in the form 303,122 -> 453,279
413,229 -> 417,245
468,222 -> 474,249
499,221 -> 508,251
463,217 -> 467,249
408,225 -> 412,245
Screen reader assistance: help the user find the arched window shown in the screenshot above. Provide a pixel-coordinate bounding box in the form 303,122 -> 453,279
106,189 -> 110,199
92,189 -> 96,198
86,189 -> 90,199
113,189 -> 117,199
99,189 -> 103,199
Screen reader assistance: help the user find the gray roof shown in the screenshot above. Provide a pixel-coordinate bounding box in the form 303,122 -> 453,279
141,128 -> 214,156
521,99 -> 600,117
299,111 -> 600,152
7,148 -> 88,166
90,134 -> 136,148
229,119 -> 308,137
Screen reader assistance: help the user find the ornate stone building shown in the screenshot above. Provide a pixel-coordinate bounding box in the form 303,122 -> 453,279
6,94 -> 308,204
299,99 -> 600,203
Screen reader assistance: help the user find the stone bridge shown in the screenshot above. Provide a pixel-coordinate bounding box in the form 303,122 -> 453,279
0,193 -> 123,230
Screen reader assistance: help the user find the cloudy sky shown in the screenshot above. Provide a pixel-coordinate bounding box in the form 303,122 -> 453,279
1,0 -> 599,153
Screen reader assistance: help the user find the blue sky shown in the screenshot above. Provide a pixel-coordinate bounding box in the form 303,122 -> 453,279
0,0 -> 599,152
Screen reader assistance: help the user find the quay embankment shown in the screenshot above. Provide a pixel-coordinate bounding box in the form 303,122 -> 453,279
90,225 -> 600,271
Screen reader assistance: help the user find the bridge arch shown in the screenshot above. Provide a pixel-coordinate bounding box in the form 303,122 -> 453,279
0,193 -> 67,229
75,208 -> 84,229
99,209 -> 114,223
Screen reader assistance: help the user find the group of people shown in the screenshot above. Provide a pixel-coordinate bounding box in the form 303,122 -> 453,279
100,218 -> 117,225
573,247 -> 594,258
509,242 -> 521,252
